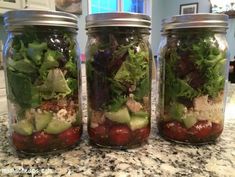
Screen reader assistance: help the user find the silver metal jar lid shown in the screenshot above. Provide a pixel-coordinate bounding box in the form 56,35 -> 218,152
3,10 -> 78,31
163,13 -> 228,30
86,12 -> 151,29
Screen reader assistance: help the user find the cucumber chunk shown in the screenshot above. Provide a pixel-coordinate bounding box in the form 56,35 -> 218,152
35,112 -> 52,131
44,119 -> 71,134
169,103 -> 186,122
183,115 -> 197,128
129,116 -> 149,131
13,119 -> 33,136
105,107 -> 131,124
132,111 -> 148,118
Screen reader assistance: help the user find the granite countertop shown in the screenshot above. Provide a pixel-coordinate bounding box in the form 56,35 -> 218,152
0,115 -> 235,177
0,67 -> 235,177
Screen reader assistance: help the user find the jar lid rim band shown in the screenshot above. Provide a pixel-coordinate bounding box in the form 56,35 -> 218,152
86,12 -> 151,29
162,13 -> 228,30
3,10 -> 78,31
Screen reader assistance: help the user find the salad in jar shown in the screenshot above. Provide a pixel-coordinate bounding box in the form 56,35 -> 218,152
5,26 -> 82,153
158,29 -> 227,144
86,27 -> 152,148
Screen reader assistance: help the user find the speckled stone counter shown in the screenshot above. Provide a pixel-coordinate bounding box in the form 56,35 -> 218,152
0,115 -> 235,177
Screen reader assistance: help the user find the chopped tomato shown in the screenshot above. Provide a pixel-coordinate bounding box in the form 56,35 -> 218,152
161,121 -> 187,141
109,125 -> 131,146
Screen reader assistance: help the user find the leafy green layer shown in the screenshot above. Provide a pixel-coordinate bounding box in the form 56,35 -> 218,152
37,69 -> 71,100
164,30 -> 226,105
86,34 -> 151,112
6,27 -> 79,113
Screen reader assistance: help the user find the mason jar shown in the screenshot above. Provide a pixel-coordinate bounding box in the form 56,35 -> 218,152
85,13 -> 152,148
157,14 -> 229,144
3,10 -> 82,155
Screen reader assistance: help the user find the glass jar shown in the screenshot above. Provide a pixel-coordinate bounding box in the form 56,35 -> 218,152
85,13 -> 152,148
157,14 -> 229,144
3,10 -> 82,155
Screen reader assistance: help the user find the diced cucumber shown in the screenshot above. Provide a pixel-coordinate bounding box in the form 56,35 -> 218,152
44,119 -> 71,134
35,112 -> 52,131
169,103 -> 186,122
183,115 -> 197,128
129,116 -> 149,131
12,119 -> 33,136
105,107 -> 131,124
132,111 -> 148,118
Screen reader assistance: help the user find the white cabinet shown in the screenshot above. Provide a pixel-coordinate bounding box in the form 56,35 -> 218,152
0,0 -> 55,14
0,0 -> 23,14
24,0 -> 55,10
